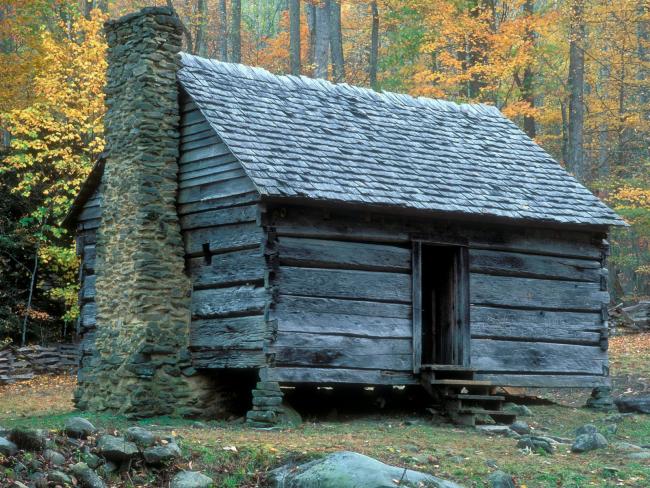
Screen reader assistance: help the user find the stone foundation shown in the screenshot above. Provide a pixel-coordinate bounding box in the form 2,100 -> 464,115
74,7 -> 217,418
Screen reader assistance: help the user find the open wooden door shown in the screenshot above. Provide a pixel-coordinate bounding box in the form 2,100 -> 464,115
412,242 -> 470,373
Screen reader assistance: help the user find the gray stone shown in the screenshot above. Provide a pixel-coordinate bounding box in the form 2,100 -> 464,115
9,427 -> 47,451
586,387 -> 615,411
278,403 -> 303,427
571,433 -> 608,453
575,424 -> 598,436
143,443 -> 182,465
64,417 -> 96,439
269,451 -> 464,488
502,403 -> 532,416
517,436 -> 554,454
84,452 -> 102,469
509,421 -> 531,435
627,451 -> 650,460
488,470 -> 515,488
97,461 -> 117,476
171,471 -> 214,488
615,396 -> 650,414
476,425 -> 519,438
43,448 -> 66,466
96,435 -> 139,461
125,426 -> 156,448
612,441 -> 642,451
71,462 -> 106,488
0,436 -> 18,456
49,470 -> 73,485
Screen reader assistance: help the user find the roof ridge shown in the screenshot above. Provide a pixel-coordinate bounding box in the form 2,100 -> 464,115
179,52 -> 502,118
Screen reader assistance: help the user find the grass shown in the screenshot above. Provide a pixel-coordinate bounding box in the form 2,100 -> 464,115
2,335 -> 650,486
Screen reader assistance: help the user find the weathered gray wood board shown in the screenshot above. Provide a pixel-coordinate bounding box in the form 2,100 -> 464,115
261,366 -> 417,384
180,103 -> 268,369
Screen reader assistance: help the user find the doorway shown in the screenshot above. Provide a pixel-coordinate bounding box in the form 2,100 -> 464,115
412,242 -> 470,371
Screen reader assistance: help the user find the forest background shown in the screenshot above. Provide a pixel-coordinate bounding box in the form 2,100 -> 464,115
0,0 -> 648,346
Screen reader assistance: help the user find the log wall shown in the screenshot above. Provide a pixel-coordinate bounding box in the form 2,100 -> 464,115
75,187 -> 101,379
179,100 -> 268,369
262,205 -> 610,387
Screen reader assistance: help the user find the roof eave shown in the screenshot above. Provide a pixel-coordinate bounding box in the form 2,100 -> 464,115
61,155 -> 106,232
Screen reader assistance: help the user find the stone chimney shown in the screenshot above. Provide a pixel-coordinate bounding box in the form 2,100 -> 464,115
75,7 -> 215,418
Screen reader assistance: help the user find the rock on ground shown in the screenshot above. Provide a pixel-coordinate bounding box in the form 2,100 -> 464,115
125,426 -> 156,448
0,436 -> 18,456
476,425 -> 519,437
502,403 -> 532,416
8,427 -> 47,451
615,396 -> 650,414
143,443 -> 182,465
509,421 -> 530,435
71,462 -> 106,488
517,436 -> 554,454
488,470 -> 515,488
171,470 -> 214,488
572,433 -> 608,453
269,451 -> 464,488
64,417 -> 97,439
575,424 -> 598,436
96,435 -> 139,462
43,448 -> 66,466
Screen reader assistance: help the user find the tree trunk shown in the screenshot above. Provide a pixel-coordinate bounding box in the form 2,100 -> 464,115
561,100 -> 569,165
196,0 -> 209,57
314,0 -> 330,79
306,2 -> 317,70
329,0 -> 345,82
567,0 -> 586,182
369,0 -> 379,90
521,0 -> 536,138
21,248 -> 38,347
218,0 -> 228,61
638,0 -> 649,157
290,0 -> 301,75
231,0 -> 242,63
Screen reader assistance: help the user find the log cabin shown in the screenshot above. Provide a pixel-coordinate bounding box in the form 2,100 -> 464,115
63,8 -> 626,424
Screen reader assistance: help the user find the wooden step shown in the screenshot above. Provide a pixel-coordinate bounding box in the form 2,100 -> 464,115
458,408 -> 516,417
430,379 -> 492,386
450,393 -> 505,401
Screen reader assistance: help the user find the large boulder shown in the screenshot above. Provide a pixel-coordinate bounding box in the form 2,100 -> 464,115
171,471 -> 214,488
64,417 -> 97,439
572,433 -> 608,453
96,435 -> 139,462
615,396 -> 650,414
269,451 -> 464,488
8,427 -> 47,451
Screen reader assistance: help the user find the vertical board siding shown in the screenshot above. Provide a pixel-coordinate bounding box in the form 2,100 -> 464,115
179,101 -> 267,369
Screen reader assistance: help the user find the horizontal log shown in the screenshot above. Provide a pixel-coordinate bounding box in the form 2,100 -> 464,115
471,306 -> 602,344
181,120 -> 213,137
80,302 -> 96,328
470,274 -> 609,311
77,218 -> 100,231
471,339 -> 607,375
179,168 -> 247,190
180,204 -> 257,230
181,108 -> 207,126
180,159 -> 241,179
269,206 -> 602,259
277,267 -> 411,303
277,237 -> 410,272
188,248 -> 266,289
178,191 -> 259,216
190,315 -> 267,349
180,134 -> 222,152
191,349 -> 266,369
81,275 -> 96,301
178,176 -> 257,204
261,367 -> 417,384
191,285 -> 268,318
271,333 -> 412,371
79,204 -> 101,221
475,373 -> 609,388
83,245 -> 96,274
180,143 -> 232,164
272,310 -> 412,338
469,249 -> 601,282
184,222 -> 263,256
274,295 -> 411,319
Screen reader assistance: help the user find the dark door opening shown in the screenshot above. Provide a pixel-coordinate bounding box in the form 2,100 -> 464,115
413,243 -> 470,370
